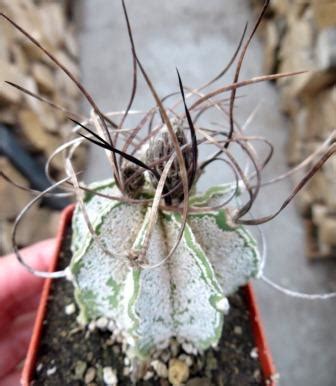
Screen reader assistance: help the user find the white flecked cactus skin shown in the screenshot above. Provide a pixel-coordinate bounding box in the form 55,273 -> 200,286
70,179 -> 260,358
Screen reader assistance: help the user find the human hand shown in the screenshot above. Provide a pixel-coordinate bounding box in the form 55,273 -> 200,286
0,239 -> 56,386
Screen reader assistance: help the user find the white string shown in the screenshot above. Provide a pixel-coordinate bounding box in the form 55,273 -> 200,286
256,218 -> 336,300
260,275 -> 336,300
12,176 -> 71,278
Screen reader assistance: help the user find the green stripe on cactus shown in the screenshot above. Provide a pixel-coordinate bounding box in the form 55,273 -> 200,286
188,209 -> 236,231
74,287 -> 99,324
83,178 -> 116,202
171,213 -> 223,295
126,269 -> 141,335
165,214 -> 225,349
189,183 -> 235,206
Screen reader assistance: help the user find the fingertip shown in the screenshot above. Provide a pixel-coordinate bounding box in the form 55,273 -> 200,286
0,370 -> 21,386
19,238 -> 57,272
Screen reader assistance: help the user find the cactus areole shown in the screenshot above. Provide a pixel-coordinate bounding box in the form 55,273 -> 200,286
69,123 -> 261,359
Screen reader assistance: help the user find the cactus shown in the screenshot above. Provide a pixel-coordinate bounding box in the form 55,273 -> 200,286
70,122 -> 261,358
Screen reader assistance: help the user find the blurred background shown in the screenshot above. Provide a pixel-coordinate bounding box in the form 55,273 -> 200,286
0,0 -> 335,385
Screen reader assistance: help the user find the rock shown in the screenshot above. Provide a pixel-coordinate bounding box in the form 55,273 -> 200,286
215,297 -> 229,313
312,204 -> 328,226
84,367 -> 96,384
18,109 -> 59,153
74,360 -> 87,380
186,377 -> 212,386
35,104 -> 59,134
0,108 -> 17,125
10,44 -> 29,73
263,21 -> 281,74
182,342 -> 197,355
250,347 -> 259,359
0,0 -> 83,254
205,351 -> 217,377
178,354 -> 193,367
319,216 -> 336,247
32,62 -> 55,94
143,371 -> 154,380
168,359 -> 190,386
250,0 -> 336,258
234,325 -> 243,335
0,157 -> 30,220
295,191 -> 314,218
317,27 -> 336,70
102,367 -> 117,386
170,339 -> 179,357
0,59 -> 27,104
253,368 -> 262,382
46,366 -> 57,376
312,1 -> 336,29
55,51 -> 79,79
151,359 -> 168,378
64,25 -> 79,58
270,0 -> 290,16
96,317 -> 108,330
107,320 -> 115,332
39,2 -> 66,49
65,303 -> 76,315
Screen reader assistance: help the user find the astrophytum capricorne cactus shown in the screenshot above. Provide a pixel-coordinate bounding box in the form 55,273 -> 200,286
70,173 -> 260,358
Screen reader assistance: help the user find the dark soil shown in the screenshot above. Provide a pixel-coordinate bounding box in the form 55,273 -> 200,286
32,226 -> 265,386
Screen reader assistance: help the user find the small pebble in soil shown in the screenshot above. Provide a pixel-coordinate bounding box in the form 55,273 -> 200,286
64,303 -> 76,315
74,360 -> 87,379
151,359 -> 168,378
168,358 -> 190,385
123,367 -> 131,376
103,366 -> 118,385
234,325 -> 243,335
84,367 -> 96,383
206,351 -> 217,370
178,354 -> 193,367
216,297 -> 230,313
107,320 -> 115,332
269,372 -> 280,383
160,349 -> 171,363
196,357 -> 204,372
46,366 -> 57,376
170,339 -> 179,357
250,347 -> 259,359
186,377 -> 212,386
143,370 -> 154,380
87,352 -> 94,361
36,363 -> 43,372
96,317 -> 109,330
182,342 -> 197,355
253,368 -> 262,382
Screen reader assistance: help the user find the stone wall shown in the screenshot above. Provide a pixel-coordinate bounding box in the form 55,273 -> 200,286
0,0 -> 83,254
251,0 -> 336,257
